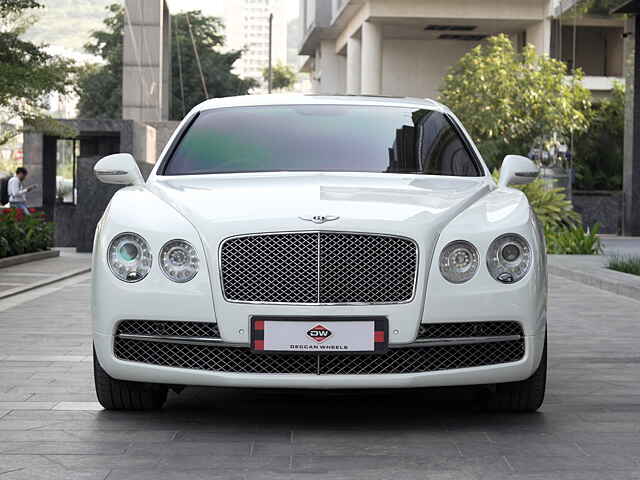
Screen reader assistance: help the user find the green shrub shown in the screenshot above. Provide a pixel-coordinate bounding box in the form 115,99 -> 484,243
519,178 -> 581,232
608,255 -> 640,276
546,224 -> 603,255
574,82 -> 624,191
0,208 -> 53,259
492,170 -> 581,233
439,34 -> 592,169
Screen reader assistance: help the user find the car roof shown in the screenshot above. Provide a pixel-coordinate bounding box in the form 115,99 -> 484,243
194,94 -> 448,113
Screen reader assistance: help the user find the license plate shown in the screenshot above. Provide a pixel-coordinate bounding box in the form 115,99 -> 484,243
251,317 -> 388,354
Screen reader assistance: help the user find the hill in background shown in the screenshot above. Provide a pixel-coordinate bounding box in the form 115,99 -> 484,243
23,0 -> 116,54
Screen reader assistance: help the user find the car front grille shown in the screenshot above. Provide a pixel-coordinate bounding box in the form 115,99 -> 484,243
113,321 -> 525,375
418,321 -> 523,339
219,232 -> 418,304
116,320 -> 220,339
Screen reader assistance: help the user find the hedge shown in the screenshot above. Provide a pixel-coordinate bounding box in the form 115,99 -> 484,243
0,208 -> 53,259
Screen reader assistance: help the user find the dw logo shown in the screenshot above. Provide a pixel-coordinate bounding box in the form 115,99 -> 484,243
306,324 -> 332,343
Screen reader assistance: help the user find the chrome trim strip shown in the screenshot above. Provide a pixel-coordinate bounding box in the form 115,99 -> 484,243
514,171 -> 539,178
217,230 -> 420,306
395,334 -> 523,348
116,333 -> 522,349
96,170 -> 128,176
116,333 -> 229,346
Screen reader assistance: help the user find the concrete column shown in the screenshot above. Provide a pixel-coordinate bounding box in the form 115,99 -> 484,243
346,36 -> 362,94
623,16 -> 640,235
122,0 -> 171,122
319,40 -> 341,94
526,19 -> 551,55
361,21 -> 382,95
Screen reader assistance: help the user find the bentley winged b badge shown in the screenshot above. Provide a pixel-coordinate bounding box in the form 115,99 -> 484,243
299,214 -> 340,224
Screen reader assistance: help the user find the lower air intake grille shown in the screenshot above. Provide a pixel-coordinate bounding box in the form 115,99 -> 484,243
116,320 -> 220,339
113,338 -> 525,375
418,321 -> 523,339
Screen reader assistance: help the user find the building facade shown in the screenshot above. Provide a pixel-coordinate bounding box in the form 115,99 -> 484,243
223,0 -> 288,87
299,0 -> 625,99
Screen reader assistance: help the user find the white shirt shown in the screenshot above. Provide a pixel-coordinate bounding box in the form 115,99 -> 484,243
8,176 -> 28,203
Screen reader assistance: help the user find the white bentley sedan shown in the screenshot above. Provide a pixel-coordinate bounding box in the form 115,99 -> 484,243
92,95 -> 547,412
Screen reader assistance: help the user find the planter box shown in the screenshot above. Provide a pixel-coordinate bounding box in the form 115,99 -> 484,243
0,249 -> 60,269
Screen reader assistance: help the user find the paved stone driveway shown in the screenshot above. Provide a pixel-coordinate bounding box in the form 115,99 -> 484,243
0,274 -> 640,479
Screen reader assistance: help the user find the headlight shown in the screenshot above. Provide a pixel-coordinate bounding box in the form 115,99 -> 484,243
487,234 -> 532,284
107,233 -> 152,282
439,240 -> 479,284
159,239 -> 199,282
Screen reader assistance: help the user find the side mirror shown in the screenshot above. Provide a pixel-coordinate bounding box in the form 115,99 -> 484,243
94,153 -> 144,186
498,155 -> 539,188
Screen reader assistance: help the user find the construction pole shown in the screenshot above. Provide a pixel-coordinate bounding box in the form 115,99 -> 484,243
268,13 -> 273,93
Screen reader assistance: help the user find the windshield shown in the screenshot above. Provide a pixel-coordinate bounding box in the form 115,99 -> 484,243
162,105 -> 482,176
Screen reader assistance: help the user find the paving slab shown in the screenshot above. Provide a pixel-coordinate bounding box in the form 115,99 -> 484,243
0,248 -> 91,299
548,254 -> 640,300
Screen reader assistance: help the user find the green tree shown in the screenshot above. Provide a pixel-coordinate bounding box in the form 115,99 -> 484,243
262,62 -> 297,91
75,5 -> 256,120
75,3 -> 123,119
0,0 -> 75,145
574,82 -> 624,190
439,34 -> 592,169
171,11 -> 256,119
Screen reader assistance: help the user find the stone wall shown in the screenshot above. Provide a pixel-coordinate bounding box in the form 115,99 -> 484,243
572,191 -> 623,234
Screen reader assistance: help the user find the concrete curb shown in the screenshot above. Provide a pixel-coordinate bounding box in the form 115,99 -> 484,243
0,250 -> 60,269
0,267 -> 91,300
549,261 -> 640,301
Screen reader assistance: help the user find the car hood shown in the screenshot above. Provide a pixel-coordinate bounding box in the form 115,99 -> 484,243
148,172 -> 492,240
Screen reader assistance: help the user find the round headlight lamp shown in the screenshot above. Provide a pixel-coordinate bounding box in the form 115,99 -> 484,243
439,240 -> 479,284
107,233 -> 152,282
160,239 -> 199,283
487,234 -> 532,284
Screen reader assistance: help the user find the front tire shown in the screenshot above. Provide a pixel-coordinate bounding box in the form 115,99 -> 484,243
487,335 -> 547,412
93,348 -> 168,410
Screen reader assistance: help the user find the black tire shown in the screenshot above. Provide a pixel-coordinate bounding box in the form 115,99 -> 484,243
487,335 -> 547,412
93,348 -> 168,411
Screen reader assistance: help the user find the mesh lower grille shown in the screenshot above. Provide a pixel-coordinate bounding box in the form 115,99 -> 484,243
220,232 -> 417,304
116,320 -> 220,339
113,338 -> 525,375
418,321 -> 523,339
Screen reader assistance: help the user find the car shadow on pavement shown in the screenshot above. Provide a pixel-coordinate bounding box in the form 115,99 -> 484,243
94,386 -> 547,431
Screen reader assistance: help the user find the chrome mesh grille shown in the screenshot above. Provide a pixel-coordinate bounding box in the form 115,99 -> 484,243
113,338 -> 524,374
418,321 -> 523,339
221,233 -> 318,304
318,233 -> 417,303
116,320 -> 220,339
220,232 -> 417,304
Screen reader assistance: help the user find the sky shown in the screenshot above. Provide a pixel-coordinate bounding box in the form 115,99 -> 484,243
166,0 -> 299,22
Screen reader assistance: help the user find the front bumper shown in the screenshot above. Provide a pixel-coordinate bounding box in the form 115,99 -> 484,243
94,328 -> 545,389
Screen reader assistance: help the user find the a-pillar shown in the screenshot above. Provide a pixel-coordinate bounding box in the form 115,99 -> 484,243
361,21 -> 382,95
346,36 -> 361,95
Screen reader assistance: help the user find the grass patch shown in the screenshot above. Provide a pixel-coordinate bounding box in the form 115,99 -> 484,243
608,255 -> 640,276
